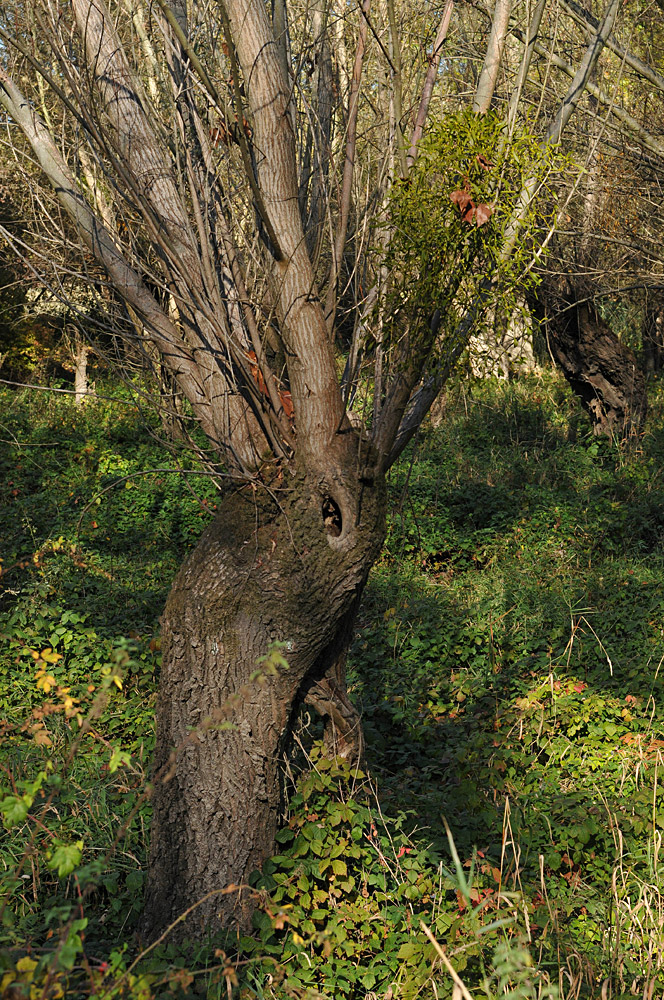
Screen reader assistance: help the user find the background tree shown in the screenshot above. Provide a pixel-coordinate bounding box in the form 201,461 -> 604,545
508,0 -> 664,431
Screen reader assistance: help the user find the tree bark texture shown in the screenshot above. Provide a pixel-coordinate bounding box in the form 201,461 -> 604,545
547,296 -> 647,436
643,304 -> 664,374
73,334 -> 89,405
142,451 -> 385,938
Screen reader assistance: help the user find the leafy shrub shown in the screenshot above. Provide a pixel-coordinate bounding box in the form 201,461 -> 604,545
249,744 -> 554,999
378,110 -> 565,362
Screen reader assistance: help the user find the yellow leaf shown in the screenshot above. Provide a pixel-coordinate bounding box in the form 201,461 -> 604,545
292,932 -> 304,945
112,675 -> 123,690
36,674 -> 57,694
16,956 -> 38,975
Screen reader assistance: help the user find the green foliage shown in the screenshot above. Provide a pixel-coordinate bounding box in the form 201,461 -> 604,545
250,745 -> 544,999
250,745 -> 438,998
379,110 -> 562,356
350,372 -> 664,992
1,373 -> 664,997
0,383 -> 219,631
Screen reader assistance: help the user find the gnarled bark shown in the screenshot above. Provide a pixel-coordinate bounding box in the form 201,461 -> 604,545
548,296 -> 647,436
142,448 -> 385,937
643,304 -> 664,374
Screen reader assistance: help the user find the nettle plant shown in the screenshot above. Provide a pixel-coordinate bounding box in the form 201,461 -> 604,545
378,110 -> 563,358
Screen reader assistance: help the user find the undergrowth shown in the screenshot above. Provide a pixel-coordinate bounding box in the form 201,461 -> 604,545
1,371 -> 664,997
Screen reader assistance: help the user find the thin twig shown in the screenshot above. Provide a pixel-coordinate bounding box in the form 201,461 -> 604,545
420,922 -> 474,1000
405,1 -> 454,173
0,378 -> 140,406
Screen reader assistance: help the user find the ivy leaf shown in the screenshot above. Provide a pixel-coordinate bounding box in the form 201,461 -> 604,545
396,941 -> 420,960
48,840 -> 84,878
109,746 -> 131,773
0,794 -> 31,828
35,671 -> 57,693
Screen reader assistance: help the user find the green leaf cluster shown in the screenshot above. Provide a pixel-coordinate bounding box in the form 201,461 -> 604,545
248,744 -> 536,998
379,110 -> 563,358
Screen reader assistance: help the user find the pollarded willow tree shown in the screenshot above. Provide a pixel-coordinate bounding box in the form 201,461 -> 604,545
0,0 -> 647,937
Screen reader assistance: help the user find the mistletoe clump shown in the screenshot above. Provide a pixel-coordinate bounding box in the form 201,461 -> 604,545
382,109 -> 564,353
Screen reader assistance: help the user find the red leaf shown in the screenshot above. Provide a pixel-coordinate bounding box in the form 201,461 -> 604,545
450,189 -> 473,214
210,123 -> 230,147
279,390 -> 294,420
473,203 -> 493,227
245,350 -> 267,395
476,154 -> 493,171
450,189 -> 478,224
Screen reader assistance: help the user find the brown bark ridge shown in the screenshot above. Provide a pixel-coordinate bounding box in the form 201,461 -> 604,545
643,304 -> 664,374
546,290 -> 647,436
141,442 -> 385,938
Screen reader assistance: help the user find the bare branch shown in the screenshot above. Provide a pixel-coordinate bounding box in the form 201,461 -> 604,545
513,28 -> 664,160
405,0 -> 454,173
559,0 -> 664,98
545,0 -> 620,144
222,0 -> 347,457
507,0 -> 547,130
324,0 -> 371,333
0,66 -> 219,436
472,0 -> 511,114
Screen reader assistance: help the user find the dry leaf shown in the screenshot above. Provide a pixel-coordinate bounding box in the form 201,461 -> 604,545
32,726 -> 52,747
473,203 -> 493,227
450,189 -> 473,218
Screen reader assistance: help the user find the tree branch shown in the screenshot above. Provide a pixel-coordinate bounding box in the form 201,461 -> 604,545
405,0 -> 454,173
545,0 -> 620,144
513,28 -> 664,160
0,66 -> 221,442
324,0 -> 371,334
507,0 -> 547,129
559,0 -> 664,98
472,0 -> 511,114
222,0 -> 347,458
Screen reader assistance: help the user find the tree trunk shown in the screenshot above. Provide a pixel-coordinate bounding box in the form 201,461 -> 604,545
643,304 -> 664,374
141,454 -> 385,939
547,298 -> 647,436
74,334 -> 89,405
